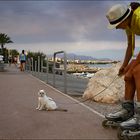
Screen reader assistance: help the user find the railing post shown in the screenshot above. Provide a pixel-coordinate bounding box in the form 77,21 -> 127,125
41,58 -> 43,73
31,57 -> 33,72
38,56 -> 40,72
46,57 -> 49,83
38,56 -> 40,77
63,51 -> 67,94
29,59 -> 31,72
53,53 -> 56,88
53,51 -> 67,94
35,61 -> 37,76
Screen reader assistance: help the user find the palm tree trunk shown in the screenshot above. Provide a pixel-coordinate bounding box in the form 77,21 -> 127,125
1,44 -> 5,61
1,44 -> 4,49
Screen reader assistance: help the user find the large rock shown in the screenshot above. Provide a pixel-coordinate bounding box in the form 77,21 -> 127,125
83,63 -> 125,103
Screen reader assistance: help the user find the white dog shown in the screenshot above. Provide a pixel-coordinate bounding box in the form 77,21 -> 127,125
36,89 -> 67,111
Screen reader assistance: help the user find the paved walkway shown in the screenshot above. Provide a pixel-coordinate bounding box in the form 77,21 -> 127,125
0,65 -> 118,139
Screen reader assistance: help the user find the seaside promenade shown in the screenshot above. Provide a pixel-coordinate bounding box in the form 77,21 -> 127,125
0,64 -> 118,139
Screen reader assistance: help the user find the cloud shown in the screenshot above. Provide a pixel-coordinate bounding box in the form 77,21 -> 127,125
7,39 -> 127,59
0,1 -> 125,42
0,0 -> 139,60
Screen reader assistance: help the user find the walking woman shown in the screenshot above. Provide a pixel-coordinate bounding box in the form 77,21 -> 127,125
19,50 -> 26,71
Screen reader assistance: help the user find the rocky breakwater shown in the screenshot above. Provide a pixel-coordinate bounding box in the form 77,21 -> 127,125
66,64 -> 100,73
83,63 -> 125,103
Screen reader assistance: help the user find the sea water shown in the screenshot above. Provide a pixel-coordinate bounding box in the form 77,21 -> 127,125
86,63 -> 112,69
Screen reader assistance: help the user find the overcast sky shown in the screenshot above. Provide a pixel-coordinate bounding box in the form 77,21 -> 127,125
0,0 -> 139,60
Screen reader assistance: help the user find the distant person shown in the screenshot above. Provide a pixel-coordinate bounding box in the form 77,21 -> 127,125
8,55 -> 12,66
19,50 -> 26,71
106,2 -> 140,129
13,56 -> 17,66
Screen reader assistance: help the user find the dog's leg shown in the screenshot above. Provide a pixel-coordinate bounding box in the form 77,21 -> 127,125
36,99 -> 41,110
38,104 -> 45,110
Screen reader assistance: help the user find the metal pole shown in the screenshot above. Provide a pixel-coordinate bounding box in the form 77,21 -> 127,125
53,51 -> 67,94
46,57 -> 49,83
38,56 -> 40,77
40,58 -> 43,78
29,59 -> 31,72
35,61 -> 37,76
63,51 -> 67,94
38,56 -> 40,73
31,57 -> 33,72
53,53 -> 56,88
41,59 -> 43,73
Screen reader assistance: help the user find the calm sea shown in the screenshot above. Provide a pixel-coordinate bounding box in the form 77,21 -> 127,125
86,63 -> 112,68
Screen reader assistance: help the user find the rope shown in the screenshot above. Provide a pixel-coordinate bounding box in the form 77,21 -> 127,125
56,75 -> 121,105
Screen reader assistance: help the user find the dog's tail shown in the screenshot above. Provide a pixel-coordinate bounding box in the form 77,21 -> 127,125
55,108 -> 68,112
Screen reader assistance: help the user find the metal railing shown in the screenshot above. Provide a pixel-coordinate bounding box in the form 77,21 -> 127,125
25,51 -> 68,94
53,51 -> 67,94
25,51 -> 88,96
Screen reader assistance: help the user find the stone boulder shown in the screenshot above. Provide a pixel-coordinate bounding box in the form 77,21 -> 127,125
83,63 -> 125,103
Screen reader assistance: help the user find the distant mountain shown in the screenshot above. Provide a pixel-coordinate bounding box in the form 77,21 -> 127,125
47,53 -> 112,61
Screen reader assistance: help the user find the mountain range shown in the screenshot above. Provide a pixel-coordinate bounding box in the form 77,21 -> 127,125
48,53 -> 112,61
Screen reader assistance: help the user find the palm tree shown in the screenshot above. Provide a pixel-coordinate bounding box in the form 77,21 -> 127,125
0,33 -> 13,62
0,33 -> 13,49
